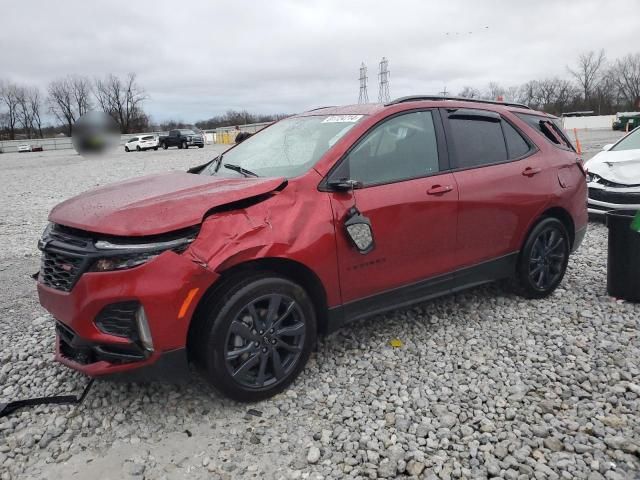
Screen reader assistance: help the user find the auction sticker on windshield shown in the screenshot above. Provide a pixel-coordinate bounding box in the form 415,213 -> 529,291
322,115 -> 363,123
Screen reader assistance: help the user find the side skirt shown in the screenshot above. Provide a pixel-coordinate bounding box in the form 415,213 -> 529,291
326,252 -> 518,334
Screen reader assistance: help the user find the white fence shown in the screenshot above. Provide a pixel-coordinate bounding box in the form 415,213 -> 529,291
0,121 -> 272,154
561,115 -> 616,130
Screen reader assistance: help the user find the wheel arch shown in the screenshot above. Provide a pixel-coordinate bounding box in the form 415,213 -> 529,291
186,257 -> 330,357
539,206 -> 575,248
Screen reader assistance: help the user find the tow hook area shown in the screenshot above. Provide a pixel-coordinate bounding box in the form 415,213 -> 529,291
0,378 -> 94,418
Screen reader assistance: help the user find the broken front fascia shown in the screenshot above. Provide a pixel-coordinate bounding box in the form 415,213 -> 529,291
185,178 -> 342,307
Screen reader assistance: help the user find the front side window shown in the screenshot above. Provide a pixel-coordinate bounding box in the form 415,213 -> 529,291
611,127 -> 640,152
449,117 -> 507,168
332,111 -> 440,186
201,115 -> 364,178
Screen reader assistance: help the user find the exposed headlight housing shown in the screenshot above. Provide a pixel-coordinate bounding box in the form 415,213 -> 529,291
91,235 -> 196,272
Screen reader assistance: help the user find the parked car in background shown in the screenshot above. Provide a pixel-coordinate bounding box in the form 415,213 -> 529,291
585,126 -> 640,215
17,144 -> 31,153
124,135 -> 159,152
159,129 -> 204,149
612,113 -> 640,131
31,145 -> 43,152
37,96 -> 587,401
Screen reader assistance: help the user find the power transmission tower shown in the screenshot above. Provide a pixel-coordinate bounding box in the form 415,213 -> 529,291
358,62 -> 369,104
378,57 -> 390,103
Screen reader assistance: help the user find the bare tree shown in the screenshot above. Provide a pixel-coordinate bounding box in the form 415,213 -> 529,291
484,82 -> 505,100
568,50 -> 606,103
48,76 -> 92,136
28,88 -> 44,138
457,86 -> 481,99
94,73 -> 147,133
16,86 -> 35,138
0,81 -> 20,140
610,53 -> 640,109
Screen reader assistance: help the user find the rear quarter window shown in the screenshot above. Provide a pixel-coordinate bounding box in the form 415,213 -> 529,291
516,113 -> 575,151
448,117 -> 507,168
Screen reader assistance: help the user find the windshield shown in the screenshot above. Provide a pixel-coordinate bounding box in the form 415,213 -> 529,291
201,115 -> 364,178
611,127 -> 640,152
180,129 -> 196,135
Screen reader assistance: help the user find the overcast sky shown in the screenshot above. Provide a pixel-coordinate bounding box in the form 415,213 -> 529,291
2,0 -> 639,123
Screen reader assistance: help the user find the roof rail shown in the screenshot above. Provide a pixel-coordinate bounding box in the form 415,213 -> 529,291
307,105 -> 336,112
385,95 -> 531,110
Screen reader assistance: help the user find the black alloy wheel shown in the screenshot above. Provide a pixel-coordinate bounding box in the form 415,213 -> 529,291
512,217 -> 570,299
224,293 -> 306,390
192,273 -> 316,401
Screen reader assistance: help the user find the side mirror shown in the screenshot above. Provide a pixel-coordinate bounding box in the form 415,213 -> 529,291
603,144 -> 613,151
344,207 -> 375,254
327,178 -> 363,191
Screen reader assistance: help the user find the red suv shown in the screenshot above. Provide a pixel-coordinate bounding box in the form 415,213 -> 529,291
37,96 -> 587,401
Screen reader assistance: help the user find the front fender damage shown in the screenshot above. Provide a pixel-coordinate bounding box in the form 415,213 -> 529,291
185,181 -> 327,273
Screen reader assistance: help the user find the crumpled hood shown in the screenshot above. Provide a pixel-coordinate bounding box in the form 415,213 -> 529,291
585,149 -> 640,186
49,172 -> 286,236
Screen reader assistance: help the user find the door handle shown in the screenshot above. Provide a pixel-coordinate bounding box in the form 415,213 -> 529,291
522,167 -> 542,177
427,185 -> 453,195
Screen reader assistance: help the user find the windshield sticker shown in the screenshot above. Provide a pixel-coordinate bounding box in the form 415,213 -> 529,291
322,115 -> 363,123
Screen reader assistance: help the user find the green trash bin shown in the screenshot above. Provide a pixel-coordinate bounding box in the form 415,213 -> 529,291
606,210 -> 640,302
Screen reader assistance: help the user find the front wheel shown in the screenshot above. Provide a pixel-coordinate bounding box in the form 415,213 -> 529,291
192,274 -> 316,402
124,146 -> 130,152
162,142 -> 168,150
136,145 -> 141,152
511,217 -> 570,299
182,141 -> 188,149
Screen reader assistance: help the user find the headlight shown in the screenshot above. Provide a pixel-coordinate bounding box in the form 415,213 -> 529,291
91,235 -> 195,272
37,223 -> 53,249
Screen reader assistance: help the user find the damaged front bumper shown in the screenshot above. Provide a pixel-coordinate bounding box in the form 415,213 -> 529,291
37,247 -> 218,381
587,183 -> 640,215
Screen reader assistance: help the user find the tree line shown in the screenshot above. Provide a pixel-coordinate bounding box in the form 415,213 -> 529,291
457,51 -> 640,115
0,73 -> 148,140
2,50 -> 639,140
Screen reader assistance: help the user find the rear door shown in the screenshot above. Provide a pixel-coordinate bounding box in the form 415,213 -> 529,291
442,108 -> 552,268
326,109 -> 459,303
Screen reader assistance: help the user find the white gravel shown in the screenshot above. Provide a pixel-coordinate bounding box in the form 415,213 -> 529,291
1,133 -> 639,479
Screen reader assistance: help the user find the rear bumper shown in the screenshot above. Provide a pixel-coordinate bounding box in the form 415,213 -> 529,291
38,250 -> 218,379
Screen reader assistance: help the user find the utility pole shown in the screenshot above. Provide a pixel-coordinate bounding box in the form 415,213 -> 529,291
378,57 -> 390,103
358,62 -> 369,104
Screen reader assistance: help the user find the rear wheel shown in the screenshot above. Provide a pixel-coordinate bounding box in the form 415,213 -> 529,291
162,142 -> 168,150
512,217 -> 569,299
124,146 -> 130,152
193,273 -> 316,402
198,145 -> 204,148
136,145 -> 141,152
154,147 -> 158,151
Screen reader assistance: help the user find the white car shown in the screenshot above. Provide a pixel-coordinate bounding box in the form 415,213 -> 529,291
585,127 -> 640,215
17,144 -> 31,153
124,135 -> 159,152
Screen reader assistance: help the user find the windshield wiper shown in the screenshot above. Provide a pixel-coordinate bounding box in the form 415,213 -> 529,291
223,163 -> 259,178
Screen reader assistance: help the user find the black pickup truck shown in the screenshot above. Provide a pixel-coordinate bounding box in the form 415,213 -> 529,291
158,129 -> 205,149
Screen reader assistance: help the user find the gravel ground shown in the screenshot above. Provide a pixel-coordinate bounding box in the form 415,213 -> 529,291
1,131 -> 639,480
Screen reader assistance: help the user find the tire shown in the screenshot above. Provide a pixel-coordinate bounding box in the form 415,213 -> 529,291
198,145 -> 204,148
511,217 -> 570,299
136,145 -> 141,152
162,142 -> 168,150
154,147 -> 158,151
125,146 -> 130,152
182,141 -> 188,149
192,273 -> 316,402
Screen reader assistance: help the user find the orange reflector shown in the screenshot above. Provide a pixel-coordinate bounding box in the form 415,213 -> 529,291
178,288 -> 200,319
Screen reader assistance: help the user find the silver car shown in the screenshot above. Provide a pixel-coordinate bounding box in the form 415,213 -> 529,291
584,127 -> 640,215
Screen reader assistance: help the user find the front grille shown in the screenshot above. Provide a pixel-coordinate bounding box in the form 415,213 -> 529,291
40,250 -> 86,292
589,188 -> 640,205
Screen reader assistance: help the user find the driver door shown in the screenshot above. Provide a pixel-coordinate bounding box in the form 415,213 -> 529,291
326,110 -> 458,304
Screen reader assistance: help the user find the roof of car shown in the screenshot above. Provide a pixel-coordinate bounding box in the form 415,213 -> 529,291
300,97 -> 548,117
